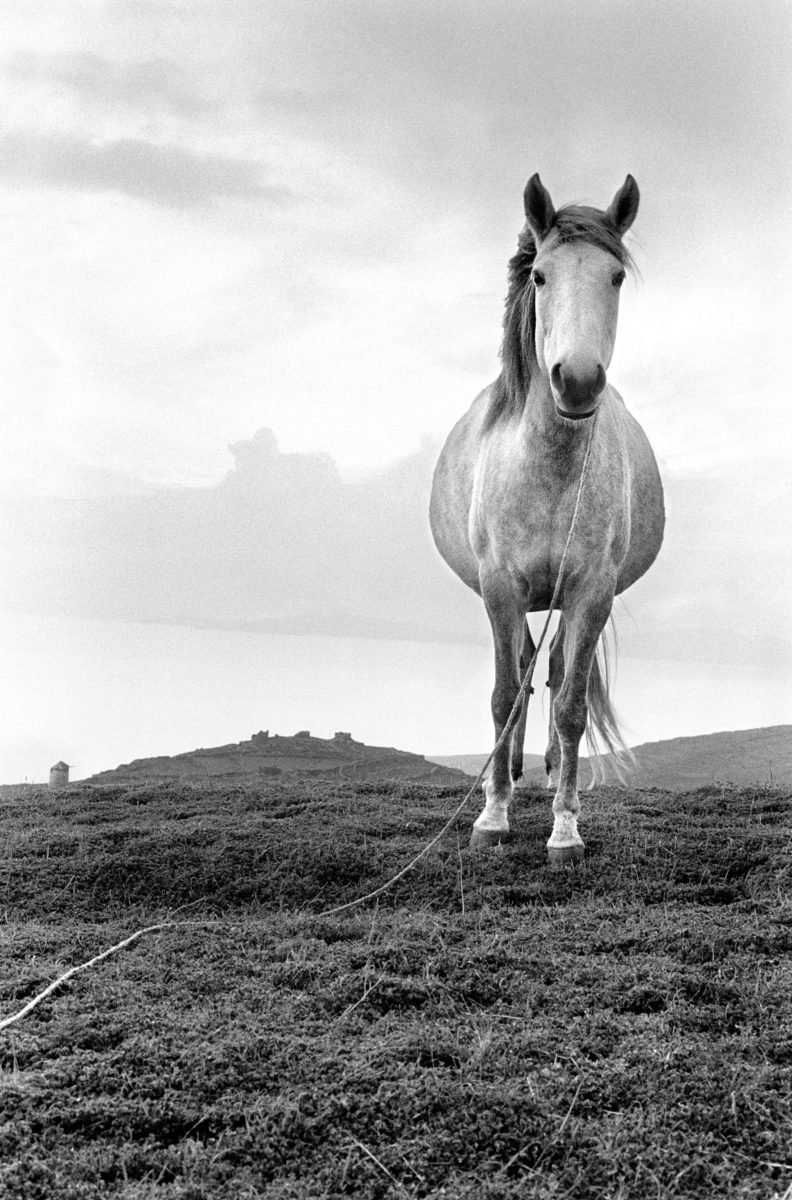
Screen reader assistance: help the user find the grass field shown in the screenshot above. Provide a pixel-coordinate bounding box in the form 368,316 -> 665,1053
1,778 -> 791,1199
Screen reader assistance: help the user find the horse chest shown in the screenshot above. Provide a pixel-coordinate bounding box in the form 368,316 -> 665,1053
471,454 -> 626,605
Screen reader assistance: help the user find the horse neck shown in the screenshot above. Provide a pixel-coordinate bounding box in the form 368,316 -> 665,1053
519,372 -> 590,458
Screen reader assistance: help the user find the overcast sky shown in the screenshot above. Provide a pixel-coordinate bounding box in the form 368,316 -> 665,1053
1,0 -> 790,775
2,0 -> 791,489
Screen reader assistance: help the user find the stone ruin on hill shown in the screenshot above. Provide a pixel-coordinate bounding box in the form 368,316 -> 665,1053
87,730 -> 470,787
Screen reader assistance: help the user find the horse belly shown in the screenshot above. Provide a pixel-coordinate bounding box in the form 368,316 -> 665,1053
429,389 -> 493,595
430,466 -> 481,593
616,426 -> 665,593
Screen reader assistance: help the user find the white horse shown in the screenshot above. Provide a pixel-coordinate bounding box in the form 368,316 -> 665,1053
430,174 -> 664,864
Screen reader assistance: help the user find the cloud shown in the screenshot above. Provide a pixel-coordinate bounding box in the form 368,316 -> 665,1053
614,457 -> 792,678
0,132 -> 292,208
8,50 -> 215,118
0,430 -> 481,641
0,430 -> 789,684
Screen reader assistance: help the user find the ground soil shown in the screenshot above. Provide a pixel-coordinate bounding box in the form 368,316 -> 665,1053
1,779 -> 791,1199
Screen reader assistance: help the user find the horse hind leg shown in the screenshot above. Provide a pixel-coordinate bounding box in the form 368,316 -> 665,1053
544,619 -> 564,789
510,623 -> 536,784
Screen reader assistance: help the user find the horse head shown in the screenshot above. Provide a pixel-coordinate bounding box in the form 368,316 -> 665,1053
523,174 -> 639,421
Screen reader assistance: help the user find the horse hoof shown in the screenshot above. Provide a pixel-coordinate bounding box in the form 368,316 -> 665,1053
469,828 -> 510,851
547,844 -> 585,869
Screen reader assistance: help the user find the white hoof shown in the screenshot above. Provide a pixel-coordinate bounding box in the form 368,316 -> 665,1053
547,843 -> 585,869
469,827 -> 510,851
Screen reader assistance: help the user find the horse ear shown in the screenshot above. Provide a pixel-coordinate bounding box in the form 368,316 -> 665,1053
606,174 -> 640,235
524,174 -> 556,242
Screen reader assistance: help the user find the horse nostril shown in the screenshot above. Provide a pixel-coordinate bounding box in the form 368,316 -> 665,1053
551,362 -> 564,394
593,363 -> 606,396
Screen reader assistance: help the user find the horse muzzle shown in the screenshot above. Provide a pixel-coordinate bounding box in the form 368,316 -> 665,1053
550,358 -> 605,420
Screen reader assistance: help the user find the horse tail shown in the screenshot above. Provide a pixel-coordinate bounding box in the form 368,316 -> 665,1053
584,623 -> 635,787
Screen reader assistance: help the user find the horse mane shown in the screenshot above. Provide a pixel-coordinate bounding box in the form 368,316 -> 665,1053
483,205 -> 636,433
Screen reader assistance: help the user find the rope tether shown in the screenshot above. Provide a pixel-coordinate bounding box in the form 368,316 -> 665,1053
0,412 -> 599,1032
317,406 -> 599,918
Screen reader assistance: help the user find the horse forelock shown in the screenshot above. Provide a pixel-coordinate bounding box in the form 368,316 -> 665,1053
551,205 -> 636,270
483,204 -> 634,434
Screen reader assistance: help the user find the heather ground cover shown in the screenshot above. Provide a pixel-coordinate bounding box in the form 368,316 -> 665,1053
1,778 -> 790,1198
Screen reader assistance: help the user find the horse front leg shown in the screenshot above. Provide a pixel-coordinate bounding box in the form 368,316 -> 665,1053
470,579 -> 524,850
548,593 -> 612,867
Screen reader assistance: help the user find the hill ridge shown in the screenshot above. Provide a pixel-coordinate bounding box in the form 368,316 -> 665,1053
428,724 -> 792,791
86,728 -> 469,788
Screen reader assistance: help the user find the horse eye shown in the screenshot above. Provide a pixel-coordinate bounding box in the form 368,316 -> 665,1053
532,269 -> 546,287
612,270 -> 626,288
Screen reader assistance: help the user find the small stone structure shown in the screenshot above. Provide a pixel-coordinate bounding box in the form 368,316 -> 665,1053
49,761 -> 69,788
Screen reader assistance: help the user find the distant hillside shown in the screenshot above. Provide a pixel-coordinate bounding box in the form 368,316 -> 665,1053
87,729 -> 469,788
427,752 -> 546,780
428,725 -> 792,791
